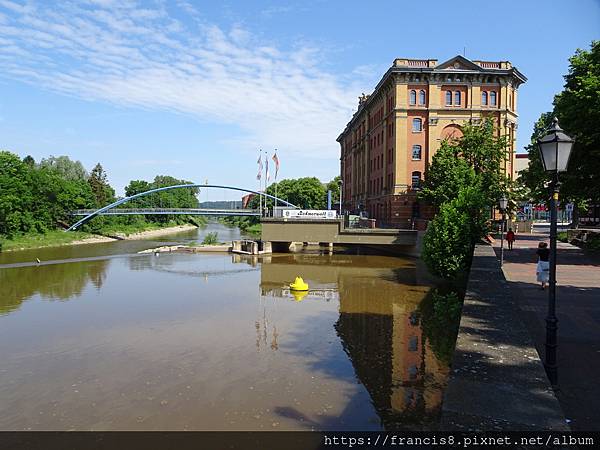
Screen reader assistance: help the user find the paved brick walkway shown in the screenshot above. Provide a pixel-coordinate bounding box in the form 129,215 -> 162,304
493,233 -> 600,430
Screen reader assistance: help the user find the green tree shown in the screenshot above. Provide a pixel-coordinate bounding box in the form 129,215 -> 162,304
0,151 -> 36,236
0,151 -> 96,237
553,41 -> 600,206
38,155 -> 88,181
253,177 -> 327,210
421,119 -> 508,209
518,42 -> 599,224
88,163 -> 116,207
22,155 -> 35,167
420,142 -> 477,207
124,176 -> 199,224
325,175 -> 341,205
517,112 -> 554,204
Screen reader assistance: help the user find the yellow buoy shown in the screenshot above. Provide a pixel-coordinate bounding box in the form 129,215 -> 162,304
291,290 -> 308,302
289,276 -> 309,291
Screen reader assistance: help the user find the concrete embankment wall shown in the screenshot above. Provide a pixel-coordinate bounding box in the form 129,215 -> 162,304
440,244 -> 568,431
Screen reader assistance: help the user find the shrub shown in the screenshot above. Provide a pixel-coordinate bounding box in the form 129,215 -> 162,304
202,232 -> 218,245
422,185 -> 487,281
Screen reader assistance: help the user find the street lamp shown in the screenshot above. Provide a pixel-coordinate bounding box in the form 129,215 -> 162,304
498,194 -> 508,267
537,117 -> 575,387
338,179 -> 343,217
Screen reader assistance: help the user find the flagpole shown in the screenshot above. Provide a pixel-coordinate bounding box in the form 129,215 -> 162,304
258,150 -> 262,217
274,149 -> 278,216
264,150 -> 268,217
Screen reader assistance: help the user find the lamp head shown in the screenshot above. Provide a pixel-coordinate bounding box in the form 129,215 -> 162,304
499,194 -> 508,211
537,118 -> 574,173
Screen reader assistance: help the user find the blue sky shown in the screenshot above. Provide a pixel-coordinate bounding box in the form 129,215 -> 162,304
1,0 -> 599,198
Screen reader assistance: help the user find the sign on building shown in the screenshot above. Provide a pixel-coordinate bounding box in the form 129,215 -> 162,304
282,210 -> 337,219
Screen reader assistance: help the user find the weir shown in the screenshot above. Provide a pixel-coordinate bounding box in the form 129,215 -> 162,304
261,218 -> 420,256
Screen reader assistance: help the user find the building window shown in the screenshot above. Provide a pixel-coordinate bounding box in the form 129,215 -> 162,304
411,171 -> 421,189
412,118 -> 422,132
409,336 -> 418,352
482,91 -> 488,105
409,90 -> 416,105
419,90 -> 426,105
445,90 -> 452,105
454,91 -> 461,106
490,91 -> 497,106
412,145 -> 422,160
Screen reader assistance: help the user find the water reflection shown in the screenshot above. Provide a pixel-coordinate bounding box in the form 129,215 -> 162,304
0,259 -> 110,315
256,253 -> 448,430
0,246 -> 453,431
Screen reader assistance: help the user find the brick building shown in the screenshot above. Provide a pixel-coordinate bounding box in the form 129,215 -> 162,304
337,55 -> 526,228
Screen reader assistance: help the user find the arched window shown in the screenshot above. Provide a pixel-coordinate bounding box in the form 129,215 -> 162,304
412,118 -> 422,132
454,91 -> 461,106
490,91 -> 497,106
445,90 -> 452,105
481,91 -> 488,106
412,145 -> 422,160
419,90 -> 426,105
409,90 -> 416,105
411,171 -> 421,189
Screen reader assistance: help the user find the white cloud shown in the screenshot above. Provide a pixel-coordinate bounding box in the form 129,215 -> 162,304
0,0 -> 371,159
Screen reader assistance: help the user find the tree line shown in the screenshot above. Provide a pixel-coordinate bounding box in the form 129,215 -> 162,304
519,40 -> 600,223
0,151 -> 200,240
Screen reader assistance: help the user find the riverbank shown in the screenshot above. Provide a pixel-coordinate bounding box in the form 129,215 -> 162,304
218,217 -> 261,236
441,244 -> 567,431
0,224 -> 198,252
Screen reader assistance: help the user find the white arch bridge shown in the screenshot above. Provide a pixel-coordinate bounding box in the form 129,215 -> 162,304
67,183 -> 298,231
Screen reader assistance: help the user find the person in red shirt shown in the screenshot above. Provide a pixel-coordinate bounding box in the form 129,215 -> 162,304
506,228 -> 515,250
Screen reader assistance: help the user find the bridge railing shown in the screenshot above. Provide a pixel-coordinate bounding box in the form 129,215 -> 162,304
71,208 -> 260,216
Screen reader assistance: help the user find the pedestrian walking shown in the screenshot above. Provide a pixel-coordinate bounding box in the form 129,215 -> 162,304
506,228 -> 515,250
536,242 -> 550,289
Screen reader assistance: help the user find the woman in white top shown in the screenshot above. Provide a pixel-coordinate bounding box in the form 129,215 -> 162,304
536,242 -> 550,289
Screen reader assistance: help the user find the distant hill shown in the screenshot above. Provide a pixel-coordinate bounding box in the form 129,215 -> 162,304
199,200 -> 243,209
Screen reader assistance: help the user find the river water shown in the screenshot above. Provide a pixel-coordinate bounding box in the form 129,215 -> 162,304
0,222 -> 452,431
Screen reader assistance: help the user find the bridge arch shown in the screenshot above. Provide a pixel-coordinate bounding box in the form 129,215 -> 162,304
66,184 -> 298,231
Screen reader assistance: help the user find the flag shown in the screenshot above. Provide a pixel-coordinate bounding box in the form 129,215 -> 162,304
272,151 -> 279,179
256,153 -> 262,180
265,155 -> 270,182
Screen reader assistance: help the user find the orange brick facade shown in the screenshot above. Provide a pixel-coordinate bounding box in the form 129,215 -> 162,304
337,56 -> 526,228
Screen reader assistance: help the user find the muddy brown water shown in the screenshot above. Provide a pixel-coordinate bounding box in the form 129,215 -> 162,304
0,223 -> 452,430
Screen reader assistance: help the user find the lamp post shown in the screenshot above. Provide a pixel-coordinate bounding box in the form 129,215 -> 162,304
537,117 -> 575,387
338,179 -> 343,217
498,194 -> 508,267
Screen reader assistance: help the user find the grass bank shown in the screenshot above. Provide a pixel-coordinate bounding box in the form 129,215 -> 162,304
0,230 -> 99,252
0,217 -> 206,252
218,217 -> 261,236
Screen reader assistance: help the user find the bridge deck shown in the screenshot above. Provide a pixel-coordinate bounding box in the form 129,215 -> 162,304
71,208 -> 259,216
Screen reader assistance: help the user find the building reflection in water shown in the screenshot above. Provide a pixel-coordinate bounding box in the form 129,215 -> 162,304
241,251 -> 450,430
